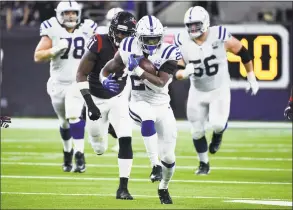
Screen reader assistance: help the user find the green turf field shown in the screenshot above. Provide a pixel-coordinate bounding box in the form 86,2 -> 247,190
1,127 -> 292,209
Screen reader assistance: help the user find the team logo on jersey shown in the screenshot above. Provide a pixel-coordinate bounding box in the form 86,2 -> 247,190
154,60 -> 161,69
212,42 -> 219,49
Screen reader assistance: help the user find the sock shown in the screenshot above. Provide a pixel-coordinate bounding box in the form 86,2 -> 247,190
59,127 -> 72,152
159,161 -> 175,190
193,136 -> 209,164
119,177 -> 129,189
141,120 -> 160,167
70,119 -> 85,153
118,137 -> 133,178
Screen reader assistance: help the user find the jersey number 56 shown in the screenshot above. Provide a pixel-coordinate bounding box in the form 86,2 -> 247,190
189,55 -> 218,77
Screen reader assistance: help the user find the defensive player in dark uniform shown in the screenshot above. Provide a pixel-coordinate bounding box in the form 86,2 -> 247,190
76,11 -> 136,200
284,86 -> 293,120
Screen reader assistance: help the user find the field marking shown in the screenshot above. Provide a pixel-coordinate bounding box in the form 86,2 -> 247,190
1,192 -> 291,202
225,200 -> 292,207
1,152 -> 292,162
1,162 -> 292,172
1,175 -> 292,185
2,139 -> 291,148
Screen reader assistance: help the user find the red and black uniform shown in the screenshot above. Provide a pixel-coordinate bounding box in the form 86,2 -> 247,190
87,34 -> 127,99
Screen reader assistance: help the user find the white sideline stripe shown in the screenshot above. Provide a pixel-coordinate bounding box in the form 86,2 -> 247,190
2,152 -> 292,162
225,200 -> 292,207
7,118 -> 292,129
1,175 -> 291,185
1,162 -> 292,172
1,192 -> 290,201
2,139 -> 291,148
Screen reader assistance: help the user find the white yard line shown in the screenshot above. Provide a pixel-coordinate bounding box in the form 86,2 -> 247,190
1,192 -> 291,202
225,200 -> 292,207
1,152 -> 292,161
1,162 -> 292,172
1,175 -> 291,185
6,118 -> 292,129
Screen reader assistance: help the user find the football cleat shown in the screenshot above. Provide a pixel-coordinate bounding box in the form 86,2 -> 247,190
116,188 -> 134,200
195,161 -> 210,175
62,149 -> 73,172
209,132 -> 223,154
150,165 -> 162,183
73,151 -> 86,173
158,188 -> 173,204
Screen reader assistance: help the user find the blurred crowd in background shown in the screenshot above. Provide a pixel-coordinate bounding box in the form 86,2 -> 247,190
1,1 -> 292,31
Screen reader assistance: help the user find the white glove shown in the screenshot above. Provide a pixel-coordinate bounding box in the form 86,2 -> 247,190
50,39 -> 68,56
245,71 -> 259,95
181,63 -> 195,78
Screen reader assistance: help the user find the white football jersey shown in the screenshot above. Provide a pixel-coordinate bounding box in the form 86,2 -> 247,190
175,26 -> 232,91
40,17 -> 98,83
96,25 -> 109,34
119,37 -> 181,105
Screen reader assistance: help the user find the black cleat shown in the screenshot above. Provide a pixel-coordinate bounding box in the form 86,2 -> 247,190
73,151 -> 86,173
195,161 -> 210,175
150,165 -> 162,183
158,189 -> 173,204
209,132 -> 223,154
62,149 -> 73,172
116,188 -> 134,200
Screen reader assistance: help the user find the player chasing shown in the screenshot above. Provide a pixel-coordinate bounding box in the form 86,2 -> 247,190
284,86 -> 293,120
76,11 -> 136,200
101,15 -> 182,204
174,6 -> 259,175
34,1 -> 98,173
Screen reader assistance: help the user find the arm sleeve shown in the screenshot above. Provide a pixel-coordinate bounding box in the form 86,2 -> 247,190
159,60 -> 178,75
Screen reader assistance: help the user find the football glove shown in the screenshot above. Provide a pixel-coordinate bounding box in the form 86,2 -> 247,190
246,71 -> 259,95
87,104 -> 101,121
0,116 -> 11,128
102,73 -> 120,93
128,54 -> 144,71
284,101 -> 292,120
50,39 -> 68,56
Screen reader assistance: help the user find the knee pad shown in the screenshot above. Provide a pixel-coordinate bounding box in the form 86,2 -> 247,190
213,122 -> 228,134
118,137 -> 133,159
89,135 -> 107,155
161,152 -> 175,165
59,127 -> 71,141
141,120 -> 156,137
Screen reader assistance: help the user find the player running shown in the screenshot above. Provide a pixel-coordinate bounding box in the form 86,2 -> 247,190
76,11 -> 136,200
101,15 -> 182,204
174,6 -> 259,175
34,1 -> 98,173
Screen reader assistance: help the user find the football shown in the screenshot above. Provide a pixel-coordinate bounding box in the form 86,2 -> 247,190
139,57 -> 158,75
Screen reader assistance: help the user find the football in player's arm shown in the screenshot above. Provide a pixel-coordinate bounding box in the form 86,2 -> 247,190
284,86 -> 293,120
175,29 -> 259,95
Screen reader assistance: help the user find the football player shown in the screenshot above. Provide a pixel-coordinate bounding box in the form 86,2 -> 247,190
34,1 -> 98,173
174,6 -> 259,175
96,7 -> 124,34
101,15 -> 182,204
76,11 -> 136,200
284,86 -> 293,120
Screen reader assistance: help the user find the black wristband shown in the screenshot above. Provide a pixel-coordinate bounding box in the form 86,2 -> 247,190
80,89 -> 96,108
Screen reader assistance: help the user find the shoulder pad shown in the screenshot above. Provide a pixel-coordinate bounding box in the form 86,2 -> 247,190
217,25 -> 232,41
174,33 -> 183,47
160,44 -> 182,61
120,36 -> 136,53
40,18 -> 54,37
87,34 -> 103,53
83,19 -> 98,34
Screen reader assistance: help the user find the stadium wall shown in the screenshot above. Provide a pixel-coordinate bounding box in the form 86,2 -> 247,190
1,25 -> 291,121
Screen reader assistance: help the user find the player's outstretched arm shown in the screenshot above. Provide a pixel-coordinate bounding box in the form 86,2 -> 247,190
174,59 -> 195,80
225,36 -> 259,95
77,51 -> 101,121
101,51 -> 125,78
34,36 -> 68,63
